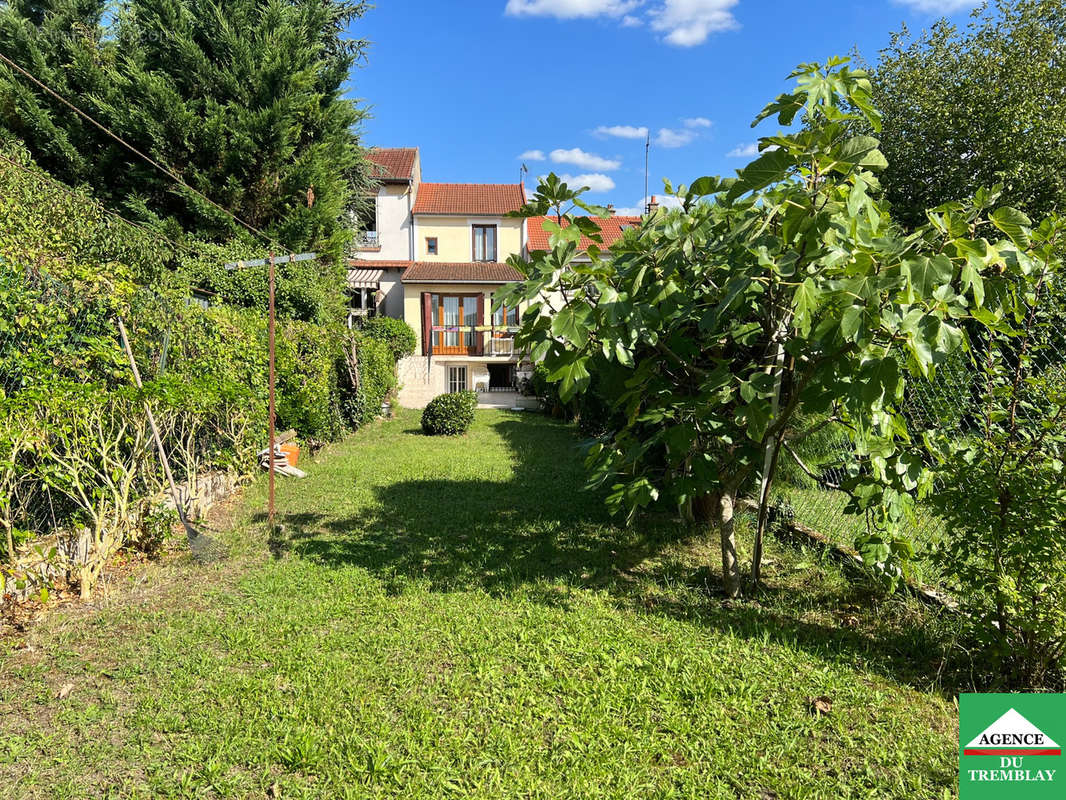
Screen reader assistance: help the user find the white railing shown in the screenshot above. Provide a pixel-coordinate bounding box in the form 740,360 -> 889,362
487,336 -> 514,357
356,231 -> 380,248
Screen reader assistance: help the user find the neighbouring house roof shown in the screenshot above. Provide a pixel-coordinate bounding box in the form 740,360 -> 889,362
367,148 -> 418,183
526,215 -> 642,252
400,262 -> 525,284
412,183 -> 526,216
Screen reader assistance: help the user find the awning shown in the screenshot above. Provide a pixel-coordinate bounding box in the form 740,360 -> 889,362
347,268 -> 384,289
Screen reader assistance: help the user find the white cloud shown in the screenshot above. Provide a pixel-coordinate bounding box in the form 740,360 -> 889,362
506,0 -> 739,47
519,149 -> 546,161
594,124 -> 649,140
684,116 -> 712,128
644,193 -> 683,209
550,147 -> 621,171
611,193 -> 685,216
505,0 -> 640,19
892,0 -> 980,12
555,173 -> 617,193
726,142 -> 759,158
648,0 -> 740,47
655,127 -> 697,148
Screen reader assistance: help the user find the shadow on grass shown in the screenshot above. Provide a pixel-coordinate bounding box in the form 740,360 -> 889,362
266,416 -> 961,693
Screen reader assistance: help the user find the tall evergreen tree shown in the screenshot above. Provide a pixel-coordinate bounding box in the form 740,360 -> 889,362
0,0 -> 373,260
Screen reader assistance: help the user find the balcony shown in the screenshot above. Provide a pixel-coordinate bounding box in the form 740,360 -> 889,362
428,326 -> 521,358
355,231 -> 380,250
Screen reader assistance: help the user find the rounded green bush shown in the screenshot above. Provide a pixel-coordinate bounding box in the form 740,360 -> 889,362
421,391 -> 477,436
359,316 -> 417,360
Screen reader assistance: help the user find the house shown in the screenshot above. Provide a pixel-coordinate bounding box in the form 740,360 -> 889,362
395,181 -> 532,408
349,148 -> 649,408
346,147 -> 422,322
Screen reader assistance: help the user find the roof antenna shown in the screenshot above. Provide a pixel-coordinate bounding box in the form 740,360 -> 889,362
520,162 -> 528,188
644,130 -> 650,215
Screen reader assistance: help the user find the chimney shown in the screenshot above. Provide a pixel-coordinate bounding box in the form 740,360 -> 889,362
606,203 -> 616,216
646,195 -> 659,215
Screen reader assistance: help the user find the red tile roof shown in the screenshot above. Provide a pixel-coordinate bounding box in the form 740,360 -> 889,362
412,183 -> 526,216
347,259 -> 412,269
401,262 -> 525,283
526,215 -> 642,253
367,148 -> 417,182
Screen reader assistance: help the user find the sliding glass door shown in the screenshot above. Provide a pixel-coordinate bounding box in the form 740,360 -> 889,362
431,293 -> 480,354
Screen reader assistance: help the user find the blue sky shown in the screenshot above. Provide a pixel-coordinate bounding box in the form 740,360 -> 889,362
349,0 -> 982,214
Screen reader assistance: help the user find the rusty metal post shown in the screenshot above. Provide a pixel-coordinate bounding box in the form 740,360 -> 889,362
267,251 -> 276,531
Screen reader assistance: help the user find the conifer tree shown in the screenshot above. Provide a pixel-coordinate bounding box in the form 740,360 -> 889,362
0,0 -> 373,262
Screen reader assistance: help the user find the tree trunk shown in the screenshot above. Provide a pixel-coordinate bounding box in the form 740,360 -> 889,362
753,317 -> 789,586
719,490 -> 741,598
695,490 -> 741,597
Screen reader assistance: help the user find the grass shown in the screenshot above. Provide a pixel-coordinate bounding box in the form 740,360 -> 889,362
0,409 -> 961,799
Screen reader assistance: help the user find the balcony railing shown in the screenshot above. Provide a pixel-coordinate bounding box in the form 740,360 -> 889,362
356,231 -> 380,249
428,326 -> 521,357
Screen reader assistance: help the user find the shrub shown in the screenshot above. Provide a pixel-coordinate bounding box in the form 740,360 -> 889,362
421,391 -> 477,436
360,316 -> 417,360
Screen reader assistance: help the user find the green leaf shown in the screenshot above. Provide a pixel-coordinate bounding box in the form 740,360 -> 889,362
960,257 -> 986,307
991,207 -> 1031,249
792,278 -> 820,336
548,358 -> 591,402
726,149 -> 797,201
830,135 -> 887,172
738,400 -> 771,442
902,255 -> 953,300
689,176 -> 721,196
550,305 -> 591,347
840,305 -> 863,341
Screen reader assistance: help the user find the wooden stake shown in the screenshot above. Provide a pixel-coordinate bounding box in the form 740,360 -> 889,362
116,317 -> 189,533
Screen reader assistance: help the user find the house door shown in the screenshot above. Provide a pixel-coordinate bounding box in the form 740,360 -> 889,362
431,293 -> 480,355
488,363 -> 514,392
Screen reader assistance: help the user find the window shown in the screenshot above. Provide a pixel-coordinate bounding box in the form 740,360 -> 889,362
430,293 -> 480,354
491,296 -> 519,328
346,288 -> 378,327
355,197 -> 378,248
426,237 -> 438,256
472,224 -> 497,261
448,366 -> 467,393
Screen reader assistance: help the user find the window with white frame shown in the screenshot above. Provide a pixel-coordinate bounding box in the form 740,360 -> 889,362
472,224 -> 496,261
448,366 -> 467,393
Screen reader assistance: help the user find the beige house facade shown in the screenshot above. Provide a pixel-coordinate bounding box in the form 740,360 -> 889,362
349,148 -> 643,409
349,150 -> 536,408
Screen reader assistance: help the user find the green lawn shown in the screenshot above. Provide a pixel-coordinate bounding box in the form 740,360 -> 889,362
0,409 -> 959,799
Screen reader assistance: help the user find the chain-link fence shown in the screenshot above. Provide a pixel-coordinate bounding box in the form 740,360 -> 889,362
778,282 -> 1066,587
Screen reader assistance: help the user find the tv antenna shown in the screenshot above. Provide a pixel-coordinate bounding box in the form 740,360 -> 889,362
644,130 -> 650,215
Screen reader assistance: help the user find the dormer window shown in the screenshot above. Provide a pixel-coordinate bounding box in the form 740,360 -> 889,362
472,224 -> 497,261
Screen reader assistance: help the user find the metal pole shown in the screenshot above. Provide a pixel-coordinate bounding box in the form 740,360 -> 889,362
268,251 -> 276,531
644,131 -> 650,215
